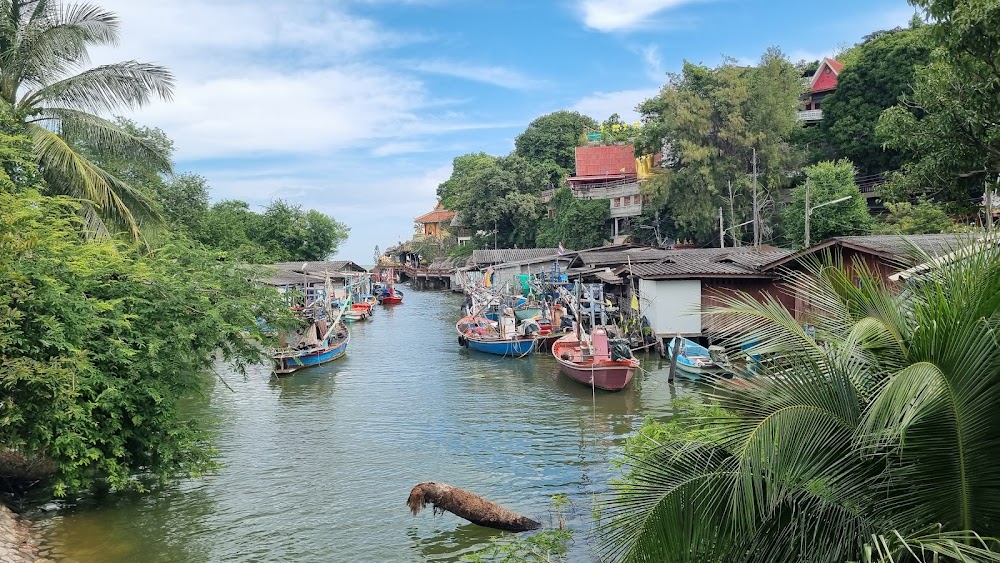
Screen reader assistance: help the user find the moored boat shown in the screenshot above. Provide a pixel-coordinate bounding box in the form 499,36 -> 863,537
273,316 -> 350,375
456,315 -> 535,357
551,327 -> 639,391
667,337 -> 725,379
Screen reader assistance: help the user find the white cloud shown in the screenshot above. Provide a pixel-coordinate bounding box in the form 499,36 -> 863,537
577,0 -> 701,32
571,88 -> 660,123
640,44 -> 665,81
412,60 -> 549,90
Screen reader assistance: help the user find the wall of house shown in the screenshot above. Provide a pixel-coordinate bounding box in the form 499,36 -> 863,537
701,278 -> 793,335
639,279 -> 702,336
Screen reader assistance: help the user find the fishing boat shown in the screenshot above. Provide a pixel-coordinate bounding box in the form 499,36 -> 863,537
666,337 -> 725,379
273,277 -> 350,376
373,247 -> 404,305
456,315 -> 535,356
551,328 -> 639,391
550,284 -> 639,391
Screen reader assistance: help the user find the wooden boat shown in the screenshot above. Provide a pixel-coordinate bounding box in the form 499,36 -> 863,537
666,337 -> 725,379
273,317 -> 350,376
456,315 -> 535,356
551,327 -> 639,391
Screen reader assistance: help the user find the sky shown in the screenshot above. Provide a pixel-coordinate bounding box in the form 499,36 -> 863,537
91,0 -> 917,262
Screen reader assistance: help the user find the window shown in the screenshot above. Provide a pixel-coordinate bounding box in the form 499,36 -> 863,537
614,197 -> 620,207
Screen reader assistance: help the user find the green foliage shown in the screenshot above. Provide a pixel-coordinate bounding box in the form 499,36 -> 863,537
0,0 -> 175,238
0,103 -> 43,194
513,110 -> 598,179
595,114 -> 642,145
0,191 -> 295,495
602,249 -> 1000,562
637,48 -> 803,244
876,198 -> 955,234
876,0 -> 1000,211
155,173 -> 210,234
536,188 -> 609,250
193,199 -> 349,262
437,154 -> 546,249
782,159 -> 872,247
822,25 -> 933,175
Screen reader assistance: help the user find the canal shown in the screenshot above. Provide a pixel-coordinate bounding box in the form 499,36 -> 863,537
35,288 -> 703,562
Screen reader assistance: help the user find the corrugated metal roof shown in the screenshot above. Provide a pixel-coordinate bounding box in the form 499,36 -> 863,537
762,234 -> 972,271
470,248 -> 562,266
621,247 -> 794,279
270,261 -> 368,274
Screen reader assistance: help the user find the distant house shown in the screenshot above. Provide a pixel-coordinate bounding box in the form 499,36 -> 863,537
413,203 -> 456,241
798,57 -> 844,124
557,145 -> 660,241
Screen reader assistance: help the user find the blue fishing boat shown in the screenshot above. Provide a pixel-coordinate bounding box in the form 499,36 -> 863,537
666,337 -> 724,379
273,317 -> 350,375
456,315 -> 535,357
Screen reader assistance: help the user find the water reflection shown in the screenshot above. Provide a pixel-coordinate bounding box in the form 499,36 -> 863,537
36,288 -> 706,562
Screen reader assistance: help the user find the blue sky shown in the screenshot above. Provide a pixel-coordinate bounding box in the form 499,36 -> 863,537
93,0 -> 916,261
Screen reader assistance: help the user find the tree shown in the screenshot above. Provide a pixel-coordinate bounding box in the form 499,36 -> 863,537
536,187 -> 609,250
636,48 -> 803,244
0,0 -> 174,237
513,110 -> 597,179
155,173 -> 209,234
876,0 -> 1000,211
822,23 -> 934,175
782,159 -> 872,247
603,249 -> 1000,562
437,154 -> 546,248
877,198 -> 955,234
0,102 -> 41,193
0,190 -> 295,495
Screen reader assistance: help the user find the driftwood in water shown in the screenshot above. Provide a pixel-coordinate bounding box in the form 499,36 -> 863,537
406,481 -> 541,532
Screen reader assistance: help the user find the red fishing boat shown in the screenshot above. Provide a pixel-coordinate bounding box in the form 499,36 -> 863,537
551,327 -> 639,391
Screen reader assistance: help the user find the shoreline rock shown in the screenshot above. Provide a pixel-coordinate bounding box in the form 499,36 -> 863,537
0,504 -> 46,563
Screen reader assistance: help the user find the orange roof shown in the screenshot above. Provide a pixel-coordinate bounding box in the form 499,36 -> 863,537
415,208 -> 456,224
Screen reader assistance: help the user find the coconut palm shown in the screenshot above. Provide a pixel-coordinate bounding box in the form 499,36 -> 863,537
0,0 -> 174,237
602,242 -> 1000,562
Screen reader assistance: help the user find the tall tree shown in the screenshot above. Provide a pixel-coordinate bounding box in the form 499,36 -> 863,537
782,159 -> 872,247
536,187 -> 609,250
438,154 -> 546,248
823,22 -> 933,176
636,48 -> 803,244
0,0 -> 175,237
513,110 -> 597,179
876,0 -> 1000,211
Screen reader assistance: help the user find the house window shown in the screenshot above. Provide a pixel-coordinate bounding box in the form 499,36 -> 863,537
548,209 -> 556,219
614,197 -> 620,207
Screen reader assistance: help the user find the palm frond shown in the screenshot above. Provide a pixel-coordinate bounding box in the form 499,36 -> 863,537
20,60 -> 173,113
34,106 -> 172,172
28,121 -> 159,238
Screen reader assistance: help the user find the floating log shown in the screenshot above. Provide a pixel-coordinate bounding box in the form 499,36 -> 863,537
406,481 -> 541,532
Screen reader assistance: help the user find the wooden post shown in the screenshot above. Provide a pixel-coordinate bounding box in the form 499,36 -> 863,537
804,178 -> 811,248
667,334 -> 680,383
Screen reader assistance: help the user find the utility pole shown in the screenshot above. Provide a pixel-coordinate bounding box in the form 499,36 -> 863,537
752,148 -> 759,247
719,206 -> 725,248
804,178 -> 811,248
987,178 -> 995,235
728,180 -> 739,247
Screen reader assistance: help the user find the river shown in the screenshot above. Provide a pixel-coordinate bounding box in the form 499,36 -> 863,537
33,288 -> 703,562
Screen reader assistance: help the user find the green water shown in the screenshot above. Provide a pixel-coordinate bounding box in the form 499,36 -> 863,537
34,288 -> 701,562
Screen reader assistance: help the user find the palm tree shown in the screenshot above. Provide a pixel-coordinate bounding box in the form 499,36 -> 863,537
0,0 -> 174,237
602,242 -> 1000,562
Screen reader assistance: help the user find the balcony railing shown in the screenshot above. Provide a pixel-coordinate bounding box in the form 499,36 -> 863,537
571,180 -> 641,201
610,202 -> 644,218
797,109 -> 823,122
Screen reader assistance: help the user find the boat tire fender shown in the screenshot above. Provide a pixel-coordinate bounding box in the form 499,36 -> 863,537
458,335 -> 468,347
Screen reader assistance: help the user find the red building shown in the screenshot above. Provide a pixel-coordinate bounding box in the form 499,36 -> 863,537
799,57 -> 843,124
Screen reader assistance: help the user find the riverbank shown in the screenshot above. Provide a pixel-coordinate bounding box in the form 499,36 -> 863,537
0,505 -> 45,562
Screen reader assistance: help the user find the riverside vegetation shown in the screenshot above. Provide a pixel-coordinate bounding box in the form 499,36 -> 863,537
3,1 -> 1000,563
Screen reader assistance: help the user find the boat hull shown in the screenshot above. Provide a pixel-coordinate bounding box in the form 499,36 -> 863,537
379,295 -> 403,305
551,333 -> 637,391
465,337 -> 535,356
513,308 -> 541,321
666,337 -> 725,380
273,339 -> 348,376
